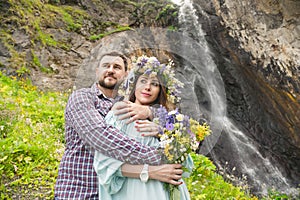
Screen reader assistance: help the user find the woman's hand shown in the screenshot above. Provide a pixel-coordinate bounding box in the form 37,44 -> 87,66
135,120 -> 160,137
113,101 -> 152,124
149,164 -> 183,185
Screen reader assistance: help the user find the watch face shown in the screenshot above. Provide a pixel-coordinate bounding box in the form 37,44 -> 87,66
140,172 -> 149,182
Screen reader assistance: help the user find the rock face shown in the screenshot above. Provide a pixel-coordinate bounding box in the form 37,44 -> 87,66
192,0 -> 300,195
212,0 -> 300,100
0,0 -> 299,197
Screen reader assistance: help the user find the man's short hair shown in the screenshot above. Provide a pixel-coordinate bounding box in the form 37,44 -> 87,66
99,51 -> 128,71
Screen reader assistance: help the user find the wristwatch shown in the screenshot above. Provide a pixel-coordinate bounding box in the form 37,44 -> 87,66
139,164 -> 149,183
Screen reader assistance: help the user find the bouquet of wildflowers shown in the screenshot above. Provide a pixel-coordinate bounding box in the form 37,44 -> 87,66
154,106 -> 211,200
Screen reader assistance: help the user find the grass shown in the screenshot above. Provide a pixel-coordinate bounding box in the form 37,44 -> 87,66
0,73 -> 296,199
184,153 -> 257,200
0,72 -> 67,199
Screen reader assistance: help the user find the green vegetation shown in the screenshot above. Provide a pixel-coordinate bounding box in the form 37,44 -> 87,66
1,73 -> 297,199
0,73 -> 256,199
0,1 -> 296,198
185,153 -> 257,199
0,72 -> 68,199
114,0 -> 138,6
31,51 -> 53,73
156,3 -> 178,20
0,0 -> 90,76
89,26 -> 132,41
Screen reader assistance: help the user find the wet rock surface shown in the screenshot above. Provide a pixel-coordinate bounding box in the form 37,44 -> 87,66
0,0 -> 299,196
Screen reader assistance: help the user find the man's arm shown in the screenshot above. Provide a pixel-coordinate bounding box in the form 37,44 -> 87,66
66,90 -> 162,165
112,101 -> 155,123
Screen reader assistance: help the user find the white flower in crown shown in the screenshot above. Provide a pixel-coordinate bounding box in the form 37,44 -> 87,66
119,55 -> 184,104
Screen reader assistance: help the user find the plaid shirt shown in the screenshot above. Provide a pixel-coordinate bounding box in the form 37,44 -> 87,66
55,83 -> 161,199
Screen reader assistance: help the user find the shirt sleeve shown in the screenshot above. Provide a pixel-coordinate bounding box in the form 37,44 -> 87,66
65,90 -> 162,165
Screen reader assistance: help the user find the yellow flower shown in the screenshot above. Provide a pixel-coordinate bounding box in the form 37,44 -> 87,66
174,123 -> 180,129
164,143 -> 174,161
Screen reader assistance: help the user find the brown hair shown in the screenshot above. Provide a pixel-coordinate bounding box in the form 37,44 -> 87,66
99,51 -> 129,71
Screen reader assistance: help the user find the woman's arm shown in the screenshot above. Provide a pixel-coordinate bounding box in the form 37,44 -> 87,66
121,163 -> 183,186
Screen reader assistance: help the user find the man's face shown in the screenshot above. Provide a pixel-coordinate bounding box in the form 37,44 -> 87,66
96,55 -> 127,89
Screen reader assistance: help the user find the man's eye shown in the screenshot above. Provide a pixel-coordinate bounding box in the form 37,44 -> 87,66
101,64 -> 109,68
114,65 -> 121,69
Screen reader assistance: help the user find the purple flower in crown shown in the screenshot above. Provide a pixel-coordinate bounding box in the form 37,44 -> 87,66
153,60 -> 160,68
160,64 -> 166,74
144,68 -> 152,75
138,57 -> 148,67
122,55 -> 184,106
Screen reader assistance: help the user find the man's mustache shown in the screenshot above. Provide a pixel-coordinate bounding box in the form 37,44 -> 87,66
105,73 -> 116,79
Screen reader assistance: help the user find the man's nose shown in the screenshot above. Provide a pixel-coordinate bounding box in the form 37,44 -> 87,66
107,65 -> 115,72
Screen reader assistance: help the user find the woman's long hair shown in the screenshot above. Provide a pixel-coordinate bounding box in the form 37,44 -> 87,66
128,73 -> 173,110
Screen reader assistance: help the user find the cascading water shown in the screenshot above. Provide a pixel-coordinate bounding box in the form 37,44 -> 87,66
172,0 -> 298,196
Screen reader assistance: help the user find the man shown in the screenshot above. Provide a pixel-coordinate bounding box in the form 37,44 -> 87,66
55,52 -> 182,199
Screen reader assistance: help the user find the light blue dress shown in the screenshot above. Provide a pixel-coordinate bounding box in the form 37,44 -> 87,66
93,110 -> 193,200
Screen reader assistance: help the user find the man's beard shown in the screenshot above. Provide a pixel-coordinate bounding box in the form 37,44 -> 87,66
98,79 -> 122,90
98,79 -> 116,89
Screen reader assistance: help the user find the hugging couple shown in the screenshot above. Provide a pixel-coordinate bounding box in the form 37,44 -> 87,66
55,51 -> 194,200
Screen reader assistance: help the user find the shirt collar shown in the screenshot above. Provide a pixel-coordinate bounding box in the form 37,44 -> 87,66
91,83 -> 107,98
92,82 -> 118,101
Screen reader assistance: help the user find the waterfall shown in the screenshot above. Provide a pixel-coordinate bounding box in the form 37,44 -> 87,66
172,0 -> 298,196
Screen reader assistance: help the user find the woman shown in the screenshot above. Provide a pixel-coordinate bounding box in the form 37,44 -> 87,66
93,56 -> 192,200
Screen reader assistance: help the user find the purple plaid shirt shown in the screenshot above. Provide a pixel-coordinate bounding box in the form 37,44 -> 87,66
55,83 -> 161,199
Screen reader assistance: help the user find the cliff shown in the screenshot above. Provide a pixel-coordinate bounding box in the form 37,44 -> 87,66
0,0 -> 299,197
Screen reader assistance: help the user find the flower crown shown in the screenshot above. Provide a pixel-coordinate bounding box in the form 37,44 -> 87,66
118,55 -> 184,104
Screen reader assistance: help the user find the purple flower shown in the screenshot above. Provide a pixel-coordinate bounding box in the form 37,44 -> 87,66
144,68 -> 152,75
153,60 -> 160,67
140,57 -> 148,66
157,105 -> 168,126
158,126 -> 164,135
167,115 -> 175,124
182,115 -> 190,129
160,64 -> 166,73
166,122 -> 174,131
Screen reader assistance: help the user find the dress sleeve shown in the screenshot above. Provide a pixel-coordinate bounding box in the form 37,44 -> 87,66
93,151 -> 125,194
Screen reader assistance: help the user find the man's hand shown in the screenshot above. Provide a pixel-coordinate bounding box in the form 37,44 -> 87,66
149,164 -> 183,185
135,120 -> 160,137
113,101 -> 152,124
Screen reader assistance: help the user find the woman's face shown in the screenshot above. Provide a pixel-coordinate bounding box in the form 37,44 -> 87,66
134,75 -> 160,105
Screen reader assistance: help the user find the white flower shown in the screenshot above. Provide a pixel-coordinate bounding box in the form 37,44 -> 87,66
175,130 -> 181,136
169,110 -> 177,115
176,114 -> 184,121
181,156 -> 185,161
148,57 -> 158,63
